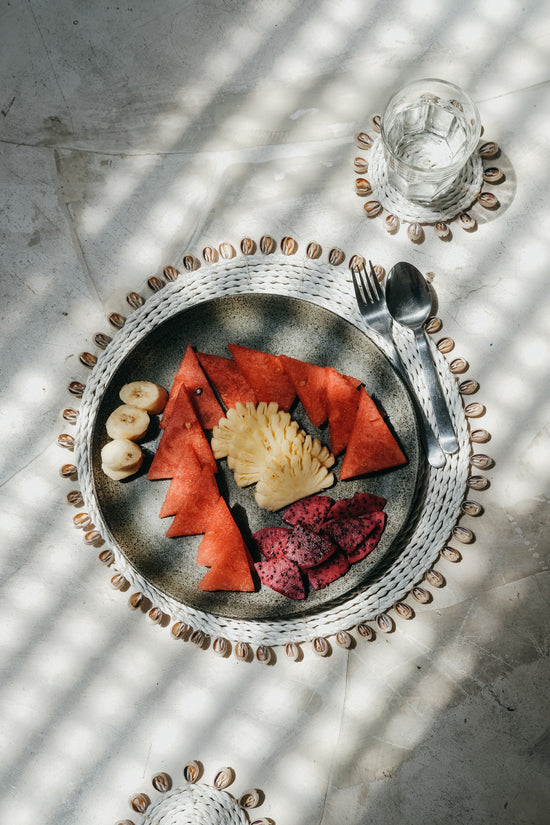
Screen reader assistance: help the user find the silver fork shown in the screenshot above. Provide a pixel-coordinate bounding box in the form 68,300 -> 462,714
352,261 -> 446,469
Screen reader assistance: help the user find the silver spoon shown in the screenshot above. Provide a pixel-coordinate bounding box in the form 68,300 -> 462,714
386,261 -> 459,455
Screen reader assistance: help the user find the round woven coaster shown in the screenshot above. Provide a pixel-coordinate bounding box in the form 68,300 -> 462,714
368,136 -> 483,224
61,239 -> 491,659
140,785 -> 249,825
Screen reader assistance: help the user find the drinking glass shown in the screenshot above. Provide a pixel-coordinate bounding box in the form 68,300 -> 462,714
380,78 -> 481,204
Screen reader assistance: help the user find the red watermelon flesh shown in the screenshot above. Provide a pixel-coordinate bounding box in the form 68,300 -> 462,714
227,343 -> 296,411
252,526 -> 293,559
255,557 -> 306,600
164,345 -> 223,430
158,446 -> 204,517
279,354 -> 328,427
342,511 -> 386,563
325,367 -> 361,455
282,494 -> 334,532
306,549 -> 350,590
340,387 -> 407,479
325,491 -> 386,523
197,350 -> 257,410
283,524 -> 337,569
197,498 -> 255,591
165,466 -> 221,536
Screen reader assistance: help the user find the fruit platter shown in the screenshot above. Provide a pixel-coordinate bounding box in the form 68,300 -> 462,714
89,292 -> 421,621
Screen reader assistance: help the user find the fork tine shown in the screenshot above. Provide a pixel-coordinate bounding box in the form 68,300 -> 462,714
357,261 -> 375,302
368,259 -> 383,300
351,264 -> 366,305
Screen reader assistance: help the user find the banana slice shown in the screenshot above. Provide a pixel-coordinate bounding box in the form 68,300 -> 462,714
105,404 -> 150,441
101,438 -> 143,480
119,380 -> 168,414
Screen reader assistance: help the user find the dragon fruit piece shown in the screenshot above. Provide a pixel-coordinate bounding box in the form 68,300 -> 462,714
306,549 -> 350,590
345,512 -> 386,563
322,513 -> 382,554
283,524 -> 338,569
252,526 -> 292,559
282,494 -> 334,532
324,491 -> 386,523
255,557 -> 306,600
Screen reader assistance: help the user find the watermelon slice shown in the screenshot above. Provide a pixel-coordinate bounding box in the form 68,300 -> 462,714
196,498 -> 255,591
324,491 -> 386,523
252,526 -> 292,559
162,345 -> 223,430
279,354 -> 328,427
148,385 -> 217,479
227,344 -> 296,411
282,495 -> 334,532
255,557 -> 306,600
325,367 -> 361,455
283,524 -> 337,569
165,466 -> 221,536
158,446 -> 204,517
340,387 -> 407,479
306,549 -> 350,590
197,351 -> 257,410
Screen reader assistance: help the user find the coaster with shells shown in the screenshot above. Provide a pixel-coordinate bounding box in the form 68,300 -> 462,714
353,115 -> 504,242
59,236 -> 492,662
116,760 -> 272,825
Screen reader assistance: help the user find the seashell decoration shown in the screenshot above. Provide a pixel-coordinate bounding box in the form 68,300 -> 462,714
285,642 -> 300,660
182,255 -> 199,272
83,530 -> 102,546
328,247 -> 345,266
115,820 -> 135,825
458,212 -> 476,231
478,141 -> 499,158
126,291 -> 144,309
68,380 -> 85,397
250,819 -> 274,825
93,331 -> 112,349
471,453 -> 493,469
128,591 -> 144,610
452,525 -> 474,544
434,221 -> 450,239
147,606 -> 164,625
60,463 -> 77,478
256,645 -> 272,663
411,586 -> 431,604
478,192 -> 500,209
152,772 -> 172,793
355,177 -> 372,196
163,265 -> 179,281
58,433 -> 75,450
407,222 -> 424,242
468,474 -> 490,491
483,167 -> 504,183
235,641 -> 250,660
281,236 -> 298,255
425,316 -> 442,334
441,545 -> 461,562
66,489 -> 83,507
356,623 -> 374,640
353,156 -> 369,174
73,512 -> 92,529
98,548 -> 115,565
459,379 -> 479,395
364,199 -> 383,218
190,629 -> 206,648
461,500 -> 483,517
171,621 -> 189,640
348,254 -> 365,270
306,241 -> 322,259
313,636 -> 330,656
147,276 -> 165,292
213,636 -> 229,656
129,793 -> 150,814
214,767 -> 235,790
79,351 -> 97,368
239,789 -> 261,809
376,613 -> 393,632
355,131 -> 373,150
240,237 -> 256,255
436,337 -> 454,354
183,761 -> 201,783
203,246 -> 219,263
371,114 -> 381,132
425,569 -> 445,588
260,235 -> 276,254
470,428 -> 490,443
372,263 -> 385,281
464,402 -> 485,418
449,356 -> 469,374
108,311 -> 126,329
385,213 -> 400,233
219,241 -> 235,259
335,630 -> 353,649
110,572 -> 128,589
394,602 -> 414,620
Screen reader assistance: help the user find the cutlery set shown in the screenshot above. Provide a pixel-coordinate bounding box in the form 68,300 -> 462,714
351,260 -> 458,468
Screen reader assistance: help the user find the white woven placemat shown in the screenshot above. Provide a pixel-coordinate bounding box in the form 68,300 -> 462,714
73,247 -> 472,649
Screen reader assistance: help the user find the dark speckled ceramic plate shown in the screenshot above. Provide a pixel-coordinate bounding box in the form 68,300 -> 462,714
91,293 -> 421,620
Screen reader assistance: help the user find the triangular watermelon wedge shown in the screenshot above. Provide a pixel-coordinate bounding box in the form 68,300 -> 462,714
197,350 -> 257,410
165,465 -> 221,536
197,498 -> 255,591
161,344 -> 223,430
340,388 -> 407,479
279,354 -> 328,427
325,367 -> 361,456
159,445 -> 204,517
227,343 -> 296,411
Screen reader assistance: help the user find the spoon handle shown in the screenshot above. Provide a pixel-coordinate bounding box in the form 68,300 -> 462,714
414,329 -> 459,454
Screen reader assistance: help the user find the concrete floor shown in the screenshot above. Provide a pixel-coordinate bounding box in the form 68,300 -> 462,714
1,2 -> 549,824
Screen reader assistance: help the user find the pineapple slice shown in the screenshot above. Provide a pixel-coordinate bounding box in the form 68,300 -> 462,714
255,451 -> 334,512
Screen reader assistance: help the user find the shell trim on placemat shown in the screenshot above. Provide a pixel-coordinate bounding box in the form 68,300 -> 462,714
60,238 -> 492,660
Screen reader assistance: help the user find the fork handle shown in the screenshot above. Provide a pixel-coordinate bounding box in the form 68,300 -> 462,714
385,339 -> 447,469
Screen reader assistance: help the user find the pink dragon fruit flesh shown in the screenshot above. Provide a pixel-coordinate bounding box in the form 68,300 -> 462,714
324,491 -> 386,523
306,549 -> 351,590
283,524 -> 338,569
282,494 -> 334,532
252,526 -> 293,559
255,557 -> 306,600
